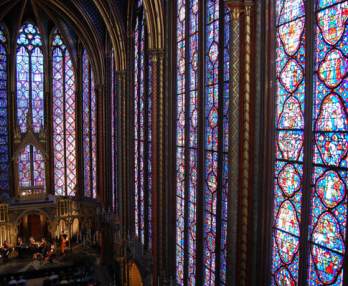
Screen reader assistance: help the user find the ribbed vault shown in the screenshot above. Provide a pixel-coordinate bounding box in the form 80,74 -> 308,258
0,0 -> 127,84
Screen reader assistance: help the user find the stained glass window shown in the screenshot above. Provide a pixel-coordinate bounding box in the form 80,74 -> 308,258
310,1 -> 348,284
175,0 -> 230,284
52,31 -> 77,197
82,49 -> 97,199
272,0 -> 305,283
16,23 -> 46,197
0,25 -> 9,191
134,0 -> 152,249
271,0 -> 348,285
16,23 -> 44,134
18,145 -> 46,197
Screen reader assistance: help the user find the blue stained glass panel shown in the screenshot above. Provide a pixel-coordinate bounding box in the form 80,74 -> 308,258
134,2 -> 152,249
0,26 -> 9,191
82,49 -> 97,199
272,0 -> 305,284
52,32 -> 77,197
16,23 -> 46,196
16,23 -> 44,134
175,2 -> 186,282
16,47 -> 30,133
82,50 -> 91,198
175,1 -> 230,284
308,2 -> 348,284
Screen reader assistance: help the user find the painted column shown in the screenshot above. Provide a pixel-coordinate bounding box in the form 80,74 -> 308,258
224,1 -> 254,285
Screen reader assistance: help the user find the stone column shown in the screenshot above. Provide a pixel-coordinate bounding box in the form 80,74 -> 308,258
116,70 -> 127,249
225,1 -> 254,285
96,84 -> 106,203
148,48 -> 166,286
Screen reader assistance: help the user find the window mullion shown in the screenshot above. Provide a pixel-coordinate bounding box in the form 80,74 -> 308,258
136,20 -> 142,240
29,50 -> 32,120
298,0 -> 316,285
89,64 -> 93,198
63,50 -> 67,196
214,1 -> 226,285
28,52 -> 34,189
182,0 -> 191,283
143,23 -> 150,250
196,0 -> 206,284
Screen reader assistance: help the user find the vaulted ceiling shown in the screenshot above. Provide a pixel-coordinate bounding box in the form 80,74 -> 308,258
0,0 -> 128,81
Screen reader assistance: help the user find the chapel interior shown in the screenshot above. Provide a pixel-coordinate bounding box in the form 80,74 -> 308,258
0,0 -> 346,285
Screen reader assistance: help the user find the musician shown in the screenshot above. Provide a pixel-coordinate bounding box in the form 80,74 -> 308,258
33,237 -> 48,261
45,242 -> 56,263
16,237 -> 24,258
29,236 -> 36,249
28,236 -> 39,259
1,240 -> 11,263
60,232 -> 68,255
39,238 -> 48,256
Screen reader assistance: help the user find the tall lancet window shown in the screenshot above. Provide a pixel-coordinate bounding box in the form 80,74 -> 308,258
16,23 -> 46,196
82,49 -> 97,198
133,0 -> 152,248
0,26 -> 9,191
52,32 -> 76,196
175,0 -> 230,285
16,23 -> 44,133
271,0 -> 348,285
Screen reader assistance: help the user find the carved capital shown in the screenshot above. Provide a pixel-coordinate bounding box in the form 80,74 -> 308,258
95,84 -> 104,94
149,49 -> 165,63
225,1 -> 254,16
38,126 -> 47,143
115,70 -> 126,81
14,125 -> 21,144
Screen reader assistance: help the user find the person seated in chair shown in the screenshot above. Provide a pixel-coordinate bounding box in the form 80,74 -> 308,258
45,243 -> 56,263
39,238 -> 48,256
33,238 -> 47,261
1,240 -> 11,263
28,237 -> 37,255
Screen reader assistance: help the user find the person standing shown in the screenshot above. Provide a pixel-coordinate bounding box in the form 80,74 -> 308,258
60,233 -> 68,255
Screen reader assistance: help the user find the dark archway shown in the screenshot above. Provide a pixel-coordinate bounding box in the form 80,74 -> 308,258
18,212 -> 49,242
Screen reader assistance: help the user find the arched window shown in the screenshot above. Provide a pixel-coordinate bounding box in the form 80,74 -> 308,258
133,0 -> 152,248
16,23 -> 44,133
52,31 -> 77,196
82,49 -> 97,199
16,23 -> 46,197
271,0 -> 348,284
175,0 -> 230,284
0,25 -> 9,191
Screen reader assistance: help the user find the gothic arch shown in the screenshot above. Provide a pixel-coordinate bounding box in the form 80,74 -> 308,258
15,208 -> 52,226
128,0 -> 164,51
143,0 -> 164,50
35,0 -> 105,86
92,0 -> 126,71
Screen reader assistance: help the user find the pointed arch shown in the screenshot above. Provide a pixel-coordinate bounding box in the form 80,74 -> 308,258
16,22 -> 44,134
143,0 -> 164,49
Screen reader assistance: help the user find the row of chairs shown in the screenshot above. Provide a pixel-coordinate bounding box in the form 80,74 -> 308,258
0,266 -> 97,286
